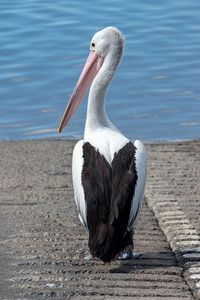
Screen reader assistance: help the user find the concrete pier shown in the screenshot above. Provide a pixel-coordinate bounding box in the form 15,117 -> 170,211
0,139 -> 199,299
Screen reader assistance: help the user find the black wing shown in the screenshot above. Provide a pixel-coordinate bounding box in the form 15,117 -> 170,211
82,142 -> 137,262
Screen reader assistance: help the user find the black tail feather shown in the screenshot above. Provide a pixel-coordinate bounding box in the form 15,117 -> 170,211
89,223 -> 133,263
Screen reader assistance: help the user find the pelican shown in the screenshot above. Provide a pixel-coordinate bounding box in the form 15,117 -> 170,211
58,27 -> 147,263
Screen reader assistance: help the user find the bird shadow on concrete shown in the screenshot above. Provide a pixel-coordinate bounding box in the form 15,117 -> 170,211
109,251 -> 177,273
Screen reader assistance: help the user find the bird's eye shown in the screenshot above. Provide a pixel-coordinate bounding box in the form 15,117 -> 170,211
91,42 -> 95,49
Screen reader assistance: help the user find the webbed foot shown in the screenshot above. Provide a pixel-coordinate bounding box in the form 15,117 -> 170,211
84,253 -> 94,260
118,252 -> 142,260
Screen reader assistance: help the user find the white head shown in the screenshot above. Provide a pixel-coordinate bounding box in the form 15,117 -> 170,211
58,27 -> 124,133
90,27 -> 124,64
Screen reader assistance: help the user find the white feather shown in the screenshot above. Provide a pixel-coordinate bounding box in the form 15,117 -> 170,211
84,126 -> 129,165
72,140 -> 87,227
127,140 -> 147,230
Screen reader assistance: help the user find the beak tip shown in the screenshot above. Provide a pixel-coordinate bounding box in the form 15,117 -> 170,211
58,126 -> 62,134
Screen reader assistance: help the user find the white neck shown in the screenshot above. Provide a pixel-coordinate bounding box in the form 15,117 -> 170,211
84,51 -> 120,135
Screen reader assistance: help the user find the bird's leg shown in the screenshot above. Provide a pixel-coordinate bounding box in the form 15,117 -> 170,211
84,230 -> 94,260
84,252 -> 94,261
84,252 -> 99,260
118,228 -> 142,260
119,251 -> 142,260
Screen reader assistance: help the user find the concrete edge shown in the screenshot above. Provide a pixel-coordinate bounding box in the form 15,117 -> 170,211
146,195 -> 200,299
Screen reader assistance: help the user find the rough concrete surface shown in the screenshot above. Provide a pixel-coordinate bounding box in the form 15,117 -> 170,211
145,140 -> 200,299
0,139 -> 199,299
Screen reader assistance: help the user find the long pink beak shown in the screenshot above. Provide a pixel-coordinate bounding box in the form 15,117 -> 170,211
58,51 -> 104,134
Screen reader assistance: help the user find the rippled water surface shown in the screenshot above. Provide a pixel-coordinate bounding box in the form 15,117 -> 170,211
1,0 -> 200,141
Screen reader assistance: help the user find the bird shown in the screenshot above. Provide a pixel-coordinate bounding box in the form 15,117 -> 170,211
58,26 -> 147,263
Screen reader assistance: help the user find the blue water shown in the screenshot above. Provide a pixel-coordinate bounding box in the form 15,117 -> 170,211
1,0 -> 200,141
